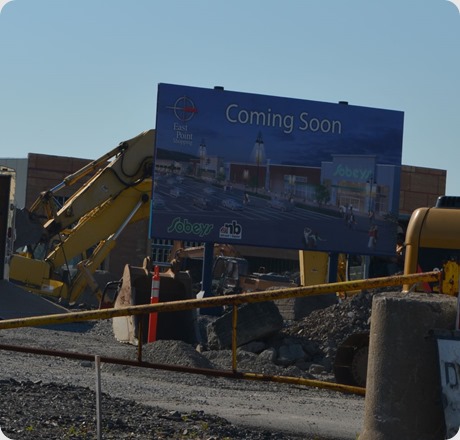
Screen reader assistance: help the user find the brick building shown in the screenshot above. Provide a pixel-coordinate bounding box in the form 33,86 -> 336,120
399,165 -> 447,219
0,154 -> 448,288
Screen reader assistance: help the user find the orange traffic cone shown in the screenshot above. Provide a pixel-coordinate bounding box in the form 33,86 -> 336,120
148,265 -> 160,342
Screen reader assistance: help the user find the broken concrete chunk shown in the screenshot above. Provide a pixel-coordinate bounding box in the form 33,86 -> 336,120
206,301 -> 283,350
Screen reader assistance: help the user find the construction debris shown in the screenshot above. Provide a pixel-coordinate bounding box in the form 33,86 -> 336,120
101,291 -> 375,382
206,302 -> 284,350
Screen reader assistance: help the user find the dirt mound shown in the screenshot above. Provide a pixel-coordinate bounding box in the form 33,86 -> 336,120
284,290 -> 375,370
142,339 -> 215,369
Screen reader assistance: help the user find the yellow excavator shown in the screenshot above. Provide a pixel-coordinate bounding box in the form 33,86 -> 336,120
9,130 -> 156,306
5,129 -> 203,342
7,129 -> 297,309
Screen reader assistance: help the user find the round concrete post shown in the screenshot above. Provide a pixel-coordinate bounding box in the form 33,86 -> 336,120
359,292 -> 457,440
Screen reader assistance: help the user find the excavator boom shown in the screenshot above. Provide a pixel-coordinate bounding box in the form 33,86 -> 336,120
10,130 -> 155,305
30,130 -> 155,236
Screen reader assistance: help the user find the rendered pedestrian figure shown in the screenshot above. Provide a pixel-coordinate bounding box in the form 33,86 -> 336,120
304,227 -> 315,248
345,203 -> 355,227
304,227 -> 326,249
347,212 -> 357,229
368,225 -> 378,249
368,210 -> 375,224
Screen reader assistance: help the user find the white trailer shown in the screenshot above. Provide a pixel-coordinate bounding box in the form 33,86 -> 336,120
0,166 -> 16,281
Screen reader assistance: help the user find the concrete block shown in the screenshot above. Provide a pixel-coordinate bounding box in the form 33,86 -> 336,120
207,301 -> 283,350
359,292 -> 457,440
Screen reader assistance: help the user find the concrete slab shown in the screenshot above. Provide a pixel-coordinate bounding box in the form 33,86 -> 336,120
0,280 -> 68,319
360,292 -> 456,440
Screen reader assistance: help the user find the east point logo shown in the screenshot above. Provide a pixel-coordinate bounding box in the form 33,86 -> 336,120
225,104 -> 342,135
172,122 -> 193,147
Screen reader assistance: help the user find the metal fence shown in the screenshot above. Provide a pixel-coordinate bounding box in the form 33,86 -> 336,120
0,270 -> 441,398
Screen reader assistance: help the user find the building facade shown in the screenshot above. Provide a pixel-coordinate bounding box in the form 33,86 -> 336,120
0,153 -> 448,283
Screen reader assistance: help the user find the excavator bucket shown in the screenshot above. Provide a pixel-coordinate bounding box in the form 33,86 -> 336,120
113,263 -> 197,345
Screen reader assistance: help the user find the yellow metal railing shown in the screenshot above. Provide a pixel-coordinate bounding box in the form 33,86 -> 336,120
0,271 -> 441,330
0,270 -> 442,396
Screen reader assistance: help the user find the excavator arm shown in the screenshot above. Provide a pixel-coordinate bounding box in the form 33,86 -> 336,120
10,130 -> 155,305
29,130 -> 155,237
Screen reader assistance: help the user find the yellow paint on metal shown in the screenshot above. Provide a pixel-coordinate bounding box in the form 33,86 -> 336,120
0,271 -> 441,397
240,371 -> 365,396
0,271 -> 441,330
441,260 -> 459,296
0,340 -> 365,395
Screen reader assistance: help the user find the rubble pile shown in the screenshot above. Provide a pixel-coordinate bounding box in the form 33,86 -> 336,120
283,290 -> 374,372
133,290 -> 377,381
0,293 -> 374,439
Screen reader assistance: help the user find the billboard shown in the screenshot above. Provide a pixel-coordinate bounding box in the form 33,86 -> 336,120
151,83 -> 404,256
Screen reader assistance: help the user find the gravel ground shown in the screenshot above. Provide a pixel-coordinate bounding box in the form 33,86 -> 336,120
0,379 -> 311,440
0,292 -> 373,440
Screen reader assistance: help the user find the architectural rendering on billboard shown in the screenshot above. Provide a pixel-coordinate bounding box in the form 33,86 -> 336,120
151,83 -> 404,256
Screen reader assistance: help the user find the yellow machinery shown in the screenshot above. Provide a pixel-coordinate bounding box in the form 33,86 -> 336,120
9,130 -> 155,305
334,196 -> 460,387
299,250 -> 362,298
11,129 -> 459,381
8,129 -> 297,308
403,195 -> 460,295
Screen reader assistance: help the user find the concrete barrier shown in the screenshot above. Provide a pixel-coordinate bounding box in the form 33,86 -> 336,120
359,292 -> 457,440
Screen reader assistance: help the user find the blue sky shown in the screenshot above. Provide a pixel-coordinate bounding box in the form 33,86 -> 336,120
0,0 -> 459,195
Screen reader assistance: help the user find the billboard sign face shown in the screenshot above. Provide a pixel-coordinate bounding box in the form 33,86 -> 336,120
151,83 -> 404,256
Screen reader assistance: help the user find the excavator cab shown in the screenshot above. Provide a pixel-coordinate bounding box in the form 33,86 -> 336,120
212,256 -> 249,295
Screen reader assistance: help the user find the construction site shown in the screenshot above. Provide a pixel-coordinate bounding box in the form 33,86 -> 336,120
0,98 -> 459,439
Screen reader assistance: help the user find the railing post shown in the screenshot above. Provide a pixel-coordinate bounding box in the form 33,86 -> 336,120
232,304 -> 238,372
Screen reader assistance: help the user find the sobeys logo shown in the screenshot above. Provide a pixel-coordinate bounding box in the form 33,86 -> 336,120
167,217 -> 213,237
333,164 -> 372,180
219,220 -> 242,240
